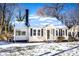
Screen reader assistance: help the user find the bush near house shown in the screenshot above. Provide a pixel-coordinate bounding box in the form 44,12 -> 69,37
54,36 -> 68,42
57,36 -> 65,42
0,33 -> 13,41
0,34 -> 7,41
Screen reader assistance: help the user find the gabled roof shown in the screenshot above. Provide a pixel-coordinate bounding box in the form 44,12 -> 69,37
14,21 -> 27,29
14,16 -> 68,29
69,25 -> 79,31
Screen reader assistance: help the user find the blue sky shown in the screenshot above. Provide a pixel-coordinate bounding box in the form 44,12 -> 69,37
18,3 -> 45,15
15,3 -> 78,27
18,3 -> 77,15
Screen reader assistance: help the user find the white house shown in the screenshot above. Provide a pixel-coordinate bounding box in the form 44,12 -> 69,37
13,17 -> 69,42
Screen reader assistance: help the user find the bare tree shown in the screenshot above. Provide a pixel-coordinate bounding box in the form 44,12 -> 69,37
36,3 -> 64,19
16,7 -> 25,22
0,3 -> 16,34
62,7 -> 79,28
36,3 -> 79,29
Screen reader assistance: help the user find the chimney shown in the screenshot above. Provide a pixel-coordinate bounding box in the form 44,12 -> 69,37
25,9 -> 30,27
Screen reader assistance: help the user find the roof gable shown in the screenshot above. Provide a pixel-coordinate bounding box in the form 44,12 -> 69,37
14,16 -> 67,29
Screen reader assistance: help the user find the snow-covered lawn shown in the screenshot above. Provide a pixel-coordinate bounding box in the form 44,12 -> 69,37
0,42 -> 79,56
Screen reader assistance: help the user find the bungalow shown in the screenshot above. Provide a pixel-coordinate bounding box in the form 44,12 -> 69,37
13,17 -> 69,42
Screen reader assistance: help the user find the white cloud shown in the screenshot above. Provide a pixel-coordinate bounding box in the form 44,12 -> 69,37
29,15 -> 40,20
39,17 -> 58,21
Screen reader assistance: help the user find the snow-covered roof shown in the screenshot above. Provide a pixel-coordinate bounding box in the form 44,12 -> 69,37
14,16 -> 67,29
55,25 -> 67,29
43,24 -> 67,29
14,21 -> 26,29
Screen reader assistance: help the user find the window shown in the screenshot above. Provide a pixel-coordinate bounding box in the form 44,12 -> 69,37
68,32 -> 71,36
47,30 -> 50,39
30,28 -> 32,36
59,29 -> 61,36
16,31 -> 21,36
59,29 -> 62,36
22,31 -> 26,35
61,29 -> 62,36
56,30 -> 58,36
53,29 -> 55,36
41,29 -> 43,36
38,30 -> 40,36
62,30 -> 64,35
33,29 -> 36,36
16,31 -> 26,36
66,29 -> 67,36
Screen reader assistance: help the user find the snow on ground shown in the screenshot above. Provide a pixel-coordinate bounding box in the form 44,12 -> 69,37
0,42 -> 79,56
0,42 -> 45,49
56,47 -> 79,56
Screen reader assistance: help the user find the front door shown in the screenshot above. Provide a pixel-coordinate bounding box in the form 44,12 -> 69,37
47,30 -> 50,39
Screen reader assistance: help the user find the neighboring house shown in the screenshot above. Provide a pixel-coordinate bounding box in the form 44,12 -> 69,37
14,17 -> 69,42
68,25 -> 79,39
